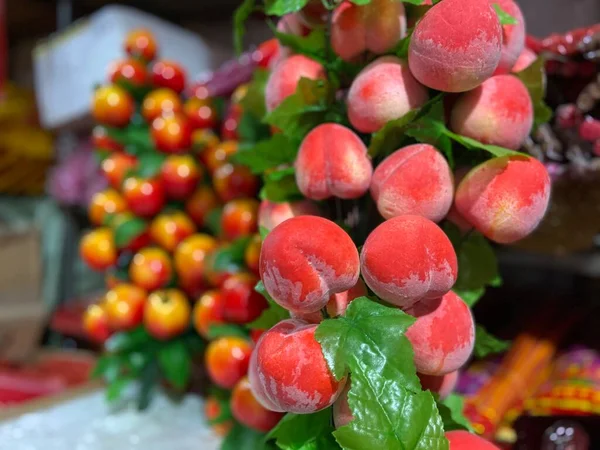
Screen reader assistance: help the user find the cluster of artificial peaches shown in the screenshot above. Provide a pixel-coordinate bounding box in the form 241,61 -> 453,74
240,0 -> 550,448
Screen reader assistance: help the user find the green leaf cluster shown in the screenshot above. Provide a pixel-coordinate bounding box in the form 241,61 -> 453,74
267,410 -> 341,449
514,57 -> 553,128
248,280 -> 290,329
474,325 -> 511,359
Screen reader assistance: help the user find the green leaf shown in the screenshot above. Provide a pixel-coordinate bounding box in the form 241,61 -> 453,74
138,360 -> 160,411
221,423 -> 271,450
264,0 -> 309,16
436,394 -> 474,432
114,216 -> 147,249
452,287 -> 485,308
205,207 -> 223,237
106,376 -> 132,403
241,69 -> 269,120
91,354 -> 118,379
157,340 -> 191,390
105,327 -> 153,354
248,281 -> 290,330
474,325 -> 511,359
316,298 -> 448,450
106,124 -> 154,154
207,324 -> 250,339
206,391 -> 234,425
514,57 -> 552,128
273,28 -> 327,64
212,236 -> 252,272
260,168 -> 303,202
233,134 -> 297,174
259,226 -> 270,240
264,77 -> 332,146
184,332 -> 206,355
136,152 -> 166,178
442,127 -> 523,158
492,3 -> 518,25
267,410 -> 341,449
238,111 -> 272,144
392,28 -> 414,58
234,0 -> 256,54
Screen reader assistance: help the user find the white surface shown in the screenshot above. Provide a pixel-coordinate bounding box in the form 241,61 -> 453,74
33,5 -> 214,130
0,390 -> 221,450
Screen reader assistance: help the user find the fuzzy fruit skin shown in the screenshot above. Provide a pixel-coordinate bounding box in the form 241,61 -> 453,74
370,144 -> 453,222
512,47 -> 536,73
408,0 -> 502,92
129,247 -> 173,291
260,216 -> 360,314
124,29 -> 157,62
200,140 -> 238,175
222,273 -> 268,324
151,114 -> 193,153
144,289 -> 191,340
418,371 -> 459,400
174,233 -> 218,291
446,431 -> 501,450
206,337 -> 253,389
249,319 -> 345,413
265,55 -> 325,112
221,198 -> 259,241
149,211 -> 196,252
244,234 -> 262,276
491,0 -> 525,75
122,177 -> 166,218
104,284 -> 147,331
185,97 -> 219,130
151,60 -> 186,93
101,153 -> 137,189
80,228 -> 117,271
295,123 -> 373,200
450,74 -> 533,150
89,189 -> 127,226
454,155 -> 551,244
347,56 -> 429,133
92,126 -> 123,153
142,88 -> 182,123
231,377 -> 284,432
258,199 -> 320,231
333,381 -> 353,428
83,304 -> 112,343
193,290 -> 225,339
327,278 -> 367,317
405,291 -> 474,375
213,163 -> 259,203
92,85 -> 134,127
331,0 -> 406,61
360,215 -> 457,309
185,185 -> 220,227
160,155 -> 202,200
107,58 -> 147,88
205,396 -> 233,436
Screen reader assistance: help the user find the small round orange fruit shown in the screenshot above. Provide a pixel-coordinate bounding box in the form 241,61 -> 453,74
89,189 -> 127,226
142,88 -> 182,123
124,28 -> 157,62
83,303 -> 112,343
129,247 -> 173,291
92,85 -> 134,127
104,284 -> 147,331
149,211 -> 196,252
80,228 -> 117,271
193,290 -> 225,339
144,289 -> 191,340
205,336 -> 252,389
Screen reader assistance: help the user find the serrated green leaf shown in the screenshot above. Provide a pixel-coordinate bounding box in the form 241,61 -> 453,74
222,423 -> 272,450
264,0 -> 309,15
136,152 -> 166,178
267,410 -> 340,450
233,134 -> 297,174
207,324 -> 250,339
273,28 -> 327,64
105,327 -> 153,354
213,236 -> 252,272
234,0 -> 256,54
474,325 -> 511,359
114,216 -> 147,249
241,69 -> 269,120
157,340 -> 191,390
436,394 -> 474,432
492,3 -> 518,25
248,281 -> 290,329
514,57 -> 551,128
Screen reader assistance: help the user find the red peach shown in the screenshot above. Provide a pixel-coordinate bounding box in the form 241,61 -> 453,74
332,381 -> 353,428
446,431 -> 500,450
289,309 -> 323,324
231,377 -> 284,432
408,0 -> 502,92
360,215 -> 457,309
206,336 -> 253,389
370,144 -> 453,222
249,319 -> 345,413
418,371 -> 459,400
221,198 -> 259,241
405,291 -> 475,376
512,47 -> 536,73
295,123 -> 373,200
222,273 -> 268,324
258,199 -> 320,231
347,56 -> 429,133
331,0 -> 406,61
445,167 -> 473,233
450,74 -> 533,150
326,278 -> 367,317
260,216 -> 360,313
454,155 -> 551,243
491,0 -> 526,75
265,55 -> 325,112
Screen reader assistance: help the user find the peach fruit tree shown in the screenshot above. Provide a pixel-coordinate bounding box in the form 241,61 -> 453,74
222,0 -> 552,448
